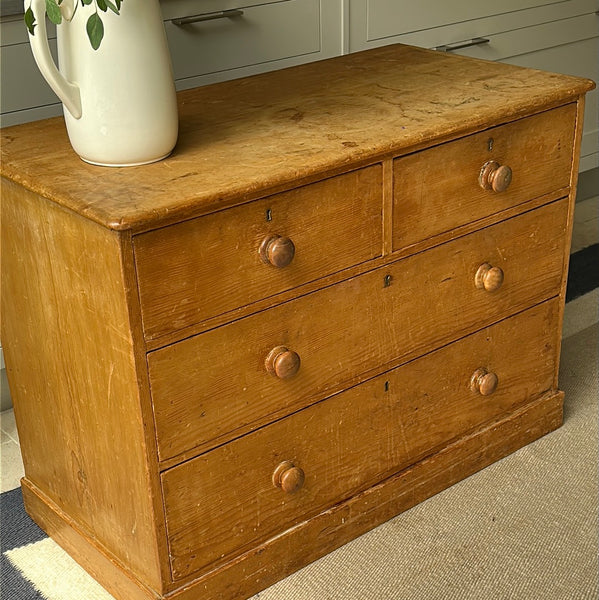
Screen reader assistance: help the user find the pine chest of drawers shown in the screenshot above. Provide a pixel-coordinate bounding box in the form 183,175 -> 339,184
1,44 -> 594,600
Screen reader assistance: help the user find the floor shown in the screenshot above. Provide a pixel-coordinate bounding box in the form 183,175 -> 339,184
1,408 -> 20,493
0,195 -> 597,493
570,193 -> 599,253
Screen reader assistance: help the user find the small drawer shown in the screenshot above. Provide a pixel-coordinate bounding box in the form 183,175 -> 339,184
134,166 -> 383,340
392,104 -> 576,251
162,298 -> 560,580
148,198 -> 568,462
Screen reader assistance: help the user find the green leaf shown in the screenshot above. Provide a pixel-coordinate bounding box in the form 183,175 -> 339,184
97,0 -> 107,12
82,0 -> 93,5
45,0 -> 62,25
104,0 -> 119,14
24,7 -> 37,35
86,12 -> 104,50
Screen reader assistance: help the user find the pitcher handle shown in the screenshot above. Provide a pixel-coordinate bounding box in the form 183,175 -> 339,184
26,0 -> 82,119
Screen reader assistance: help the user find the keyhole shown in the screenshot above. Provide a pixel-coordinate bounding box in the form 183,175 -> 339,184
266,208 -> 272,222
487,138 -> 494,152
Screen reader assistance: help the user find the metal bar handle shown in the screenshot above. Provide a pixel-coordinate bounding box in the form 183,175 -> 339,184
434,37 -> 490,52
172,9 -> 244,26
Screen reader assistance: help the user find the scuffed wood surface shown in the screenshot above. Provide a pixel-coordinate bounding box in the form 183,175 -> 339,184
134,166 -> 382,340
0,181 -> 165,589
392,103 -> 576,251
0,44 -> 593,232
165,390 -> 564,600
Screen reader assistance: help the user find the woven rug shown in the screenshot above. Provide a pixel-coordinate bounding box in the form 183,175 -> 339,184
566,243 -> 599,302
2,268 -> 597,599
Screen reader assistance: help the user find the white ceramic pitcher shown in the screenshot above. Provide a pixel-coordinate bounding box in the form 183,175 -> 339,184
25,0 -> 179,166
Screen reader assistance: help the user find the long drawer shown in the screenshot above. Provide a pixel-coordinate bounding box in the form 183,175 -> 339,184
162,0 -> 321,85
148,198 -> 568,461
134,166 -> 383,340
162,298 -> 560,580
392,104 -> 575,252
362,0 -> 561,41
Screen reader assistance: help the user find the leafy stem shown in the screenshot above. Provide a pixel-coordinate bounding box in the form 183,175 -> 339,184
24,0 -> 123,50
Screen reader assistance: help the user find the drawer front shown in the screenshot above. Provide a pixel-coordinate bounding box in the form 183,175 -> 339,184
149,198 -> 568,461
362,0 -> 561,41
134,166 -> 383,340
392,105 -> 575,252
348,0 -> 596,51
162,299 -> 560,580
163,0 -> 321,83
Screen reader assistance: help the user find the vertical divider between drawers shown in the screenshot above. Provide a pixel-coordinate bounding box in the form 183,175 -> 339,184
382,158 -> 395,256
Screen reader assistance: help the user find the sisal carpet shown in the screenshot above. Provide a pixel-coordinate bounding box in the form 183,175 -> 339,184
1,295 -> 597,598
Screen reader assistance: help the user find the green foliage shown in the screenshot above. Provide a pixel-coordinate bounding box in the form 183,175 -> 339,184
86,12 -> 104,50
45,0 -> 62,25
24,0 -> 123,50
24,7 -> 36,34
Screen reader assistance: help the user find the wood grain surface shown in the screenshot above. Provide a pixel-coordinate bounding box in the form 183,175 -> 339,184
392,104 -> 576,251
134,166 -> 382,340
0,182 -> 165,590
167,390 -> 564,600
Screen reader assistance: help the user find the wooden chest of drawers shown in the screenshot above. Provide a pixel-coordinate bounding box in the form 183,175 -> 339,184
1,44 -> 594,600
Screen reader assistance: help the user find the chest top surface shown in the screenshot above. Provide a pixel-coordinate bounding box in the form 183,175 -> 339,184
0,44 -> 593,232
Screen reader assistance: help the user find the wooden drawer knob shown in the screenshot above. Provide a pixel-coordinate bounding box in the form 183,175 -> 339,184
265,346 -> 300,379
475,263 -> 504,292
273,460 -> 305,494
260,235 -> 295,268
470,368 -> 499,396
479,160 -> 512,193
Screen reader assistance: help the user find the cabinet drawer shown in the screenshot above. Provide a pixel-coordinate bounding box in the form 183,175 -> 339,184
149,198 -> 568,461
134,166 -> 382,340
162,299 -> 560,580
349,0 -> 596,51
363,0 -> 561,41
163,0 -> 321,84
392,105 -> 575,252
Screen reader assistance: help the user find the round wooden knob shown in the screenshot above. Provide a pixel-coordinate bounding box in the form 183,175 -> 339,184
259,235 -> 295,268
470,368 -> 499,396
273,460 -> 305,494
479,161 -> 513,193
475,263 -> 504,292
265,346 -> 300,379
